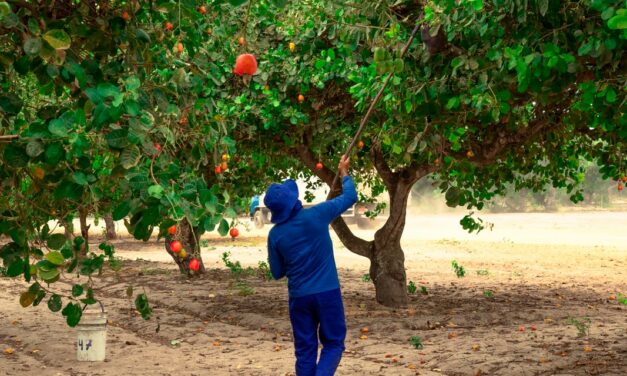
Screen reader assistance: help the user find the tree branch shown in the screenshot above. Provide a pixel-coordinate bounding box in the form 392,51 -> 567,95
370,141 -> 398,192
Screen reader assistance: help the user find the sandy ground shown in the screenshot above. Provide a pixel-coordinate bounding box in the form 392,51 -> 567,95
1,211 -> 626,376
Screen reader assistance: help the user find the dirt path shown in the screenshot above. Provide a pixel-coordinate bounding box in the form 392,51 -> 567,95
1,212 -> 626,375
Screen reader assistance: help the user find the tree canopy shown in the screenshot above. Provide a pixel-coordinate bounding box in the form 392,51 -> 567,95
1,0 -> 626,318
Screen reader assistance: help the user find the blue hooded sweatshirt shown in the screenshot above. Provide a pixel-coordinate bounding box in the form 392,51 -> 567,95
267,176 -> 358,298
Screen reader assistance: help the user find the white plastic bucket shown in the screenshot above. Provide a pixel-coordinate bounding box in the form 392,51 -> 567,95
76,302 -> 107,362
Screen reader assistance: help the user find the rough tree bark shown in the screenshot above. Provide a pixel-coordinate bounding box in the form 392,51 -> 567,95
104,213 -> 117,240
78,208 -> 90,244
164,218 -> 206,275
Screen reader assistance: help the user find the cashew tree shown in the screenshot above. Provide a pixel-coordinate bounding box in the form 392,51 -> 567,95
204,0 -> 626,307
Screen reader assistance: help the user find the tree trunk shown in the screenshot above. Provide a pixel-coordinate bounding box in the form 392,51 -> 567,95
104,213 -> 117,240
370,233 -> 407,307
78,208 -> 90,244
165,218 -> 206,275
63,218 -> 74,240
368,181 -> 412,307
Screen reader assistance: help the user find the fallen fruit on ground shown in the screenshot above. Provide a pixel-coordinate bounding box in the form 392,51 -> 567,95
170,241 -> 183,253
360,327 -> 369,334
238,36 -> 245,45
189,258 -> 200,272
359,335 -> 368,340
518,325 -> 526,332
198,5 -> 207,14
234,54 -> 258,76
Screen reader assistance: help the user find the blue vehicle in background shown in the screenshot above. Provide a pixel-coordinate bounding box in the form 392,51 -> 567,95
249,195 -> 260,219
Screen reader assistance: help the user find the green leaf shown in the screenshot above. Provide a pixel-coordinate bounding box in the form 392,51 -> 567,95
446,97 -> 461,110
0,2 -> 11,18
84,88 -> 101,104
45,143 -> 64,164
7,258 -> 24,277
47,234 -> 67,250
578,42 -> 592,56
33,290 -> 46,306
72,172 -> 89,186
134,293 -> 152,320
106,129 -> 129,149
54,180 -> 84,201
608,14 -> 627,29
147,185 -> 164,199
71,284 -> 84,297
225,207 -> 238,219
135,29 -> 151,44
606,88 -> 617,103
45,251 -> 65,266
601,7 -> 615,20
97,83 -> 120,99
3,144 -> 28,168
47,294 -> 62,312
27,17 -> 40,34
26,140 -> 45,158
445,187 -> 461,207
48,118 -> 68,137
112,201 -> 131,221
125,76 -> 141,91
23,37 -> 42,55
229,0 -> 248,6
10,228 -> 26,246
43,29 -> 71,50
125,100 -> 140,116
0,93 -> 23,114
218,218 -> 230,236
538,0 -> 548,16
38,267 -> 60,281
120,145 -> 141,169
61,302 -> 82,326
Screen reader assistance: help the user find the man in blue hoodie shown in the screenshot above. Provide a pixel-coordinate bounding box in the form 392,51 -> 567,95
264,155 -> 357,376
